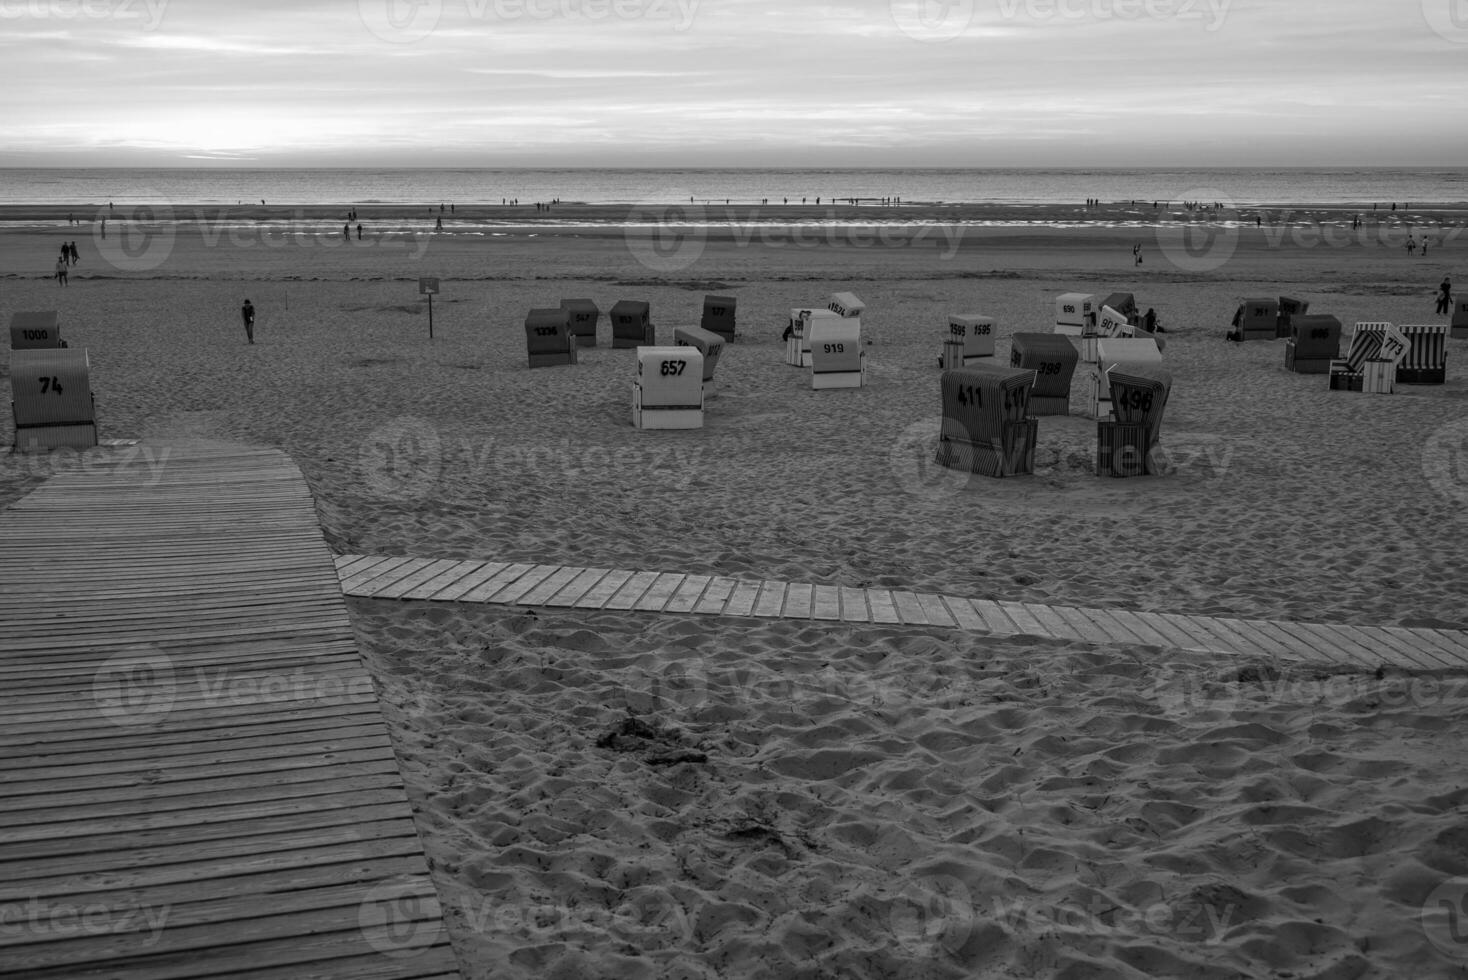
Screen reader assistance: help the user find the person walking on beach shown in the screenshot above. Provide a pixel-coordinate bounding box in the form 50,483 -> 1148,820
55,254 -> 68,286
1438,276 -> 1452,316
68,241 -> 79,265
241,298 -> 255,344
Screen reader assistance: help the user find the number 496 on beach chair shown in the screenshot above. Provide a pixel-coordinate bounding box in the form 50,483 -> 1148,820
11,348 -> 98,452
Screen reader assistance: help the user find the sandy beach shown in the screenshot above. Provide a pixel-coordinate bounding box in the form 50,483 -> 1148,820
4,206 -> 1468,978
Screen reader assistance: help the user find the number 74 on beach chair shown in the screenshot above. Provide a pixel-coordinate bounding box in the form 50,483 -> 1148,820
11,347 -> 99,452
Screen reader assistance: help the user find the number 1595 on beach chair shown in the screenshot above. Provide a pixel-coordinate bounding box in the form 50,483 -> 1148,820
11,348 -> 98,452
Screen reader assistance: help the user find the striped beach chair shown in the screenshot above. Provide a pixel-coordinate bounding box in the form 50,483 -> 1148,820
11,347 -> 98,452
1008,332 -> 1077,415
673,325 -> 726,382
1330,323 -> 1402,393
610,300 -> 654,349
1285,314 -> 1341,374
1055,292 -> 1095,337
1089,337 -> 1162,419
560,298 -> 600,347
808,314 -> 864,389
10,311 -> 65,350
632,346 -> 703,429
1097,363 -> 1172,478
701,295 -> 736,341
1394,324 -> 1448,384
940,314 -> 996,369
934,364 -> 1038,478
524,308 -> 577,368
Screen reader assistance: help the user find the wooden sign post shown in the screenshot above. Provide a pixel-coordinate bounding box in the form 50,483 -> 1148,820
419,277 -> 440,340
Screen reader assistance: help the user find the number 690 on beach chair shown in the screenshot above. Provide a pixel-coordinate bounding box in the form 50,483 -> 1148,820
633,347 -> 704,429
11,347 -> 98,452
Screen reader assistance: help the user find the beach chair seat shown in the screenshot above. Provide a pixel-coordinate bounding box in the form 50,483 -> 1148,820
940,314 -> 996,369
610,300 -> 654,349
700,295 -> 736,341
1330,322 -> 1406,394
1096,363 -> 1172,477
934,364 -> 1037,478
1452,299 -> 1468,340
11,347 -> 98,452
673,325 -> 726,382
524,308 -> 577,368
1008,332 -> 1078,415
1055,292 -> 1095,337
807,314 -> 865,389
1231,297 -> 1279,342
1285,314 -> 1340,374
1393,324 -> 1448,384
632,347 -> 703,429
1088,337 -> 1161,418
1277,296 -> 1310,339
560,298 -> 600,347
10,311 -> 65,350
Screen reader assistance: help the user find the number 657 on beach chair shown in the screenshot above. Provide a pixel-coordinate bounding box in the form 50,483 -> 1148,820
11,347 -> 98,452
633,347 -> 703,429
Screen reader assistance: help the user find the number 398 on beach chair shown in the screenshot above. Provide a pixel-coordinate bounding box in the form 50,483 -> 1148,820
633,347 -> 703,429
10,311 -> 66,350
524,308 -> 577,368
1009,332 -> 1078,415
934,365 -> 1039,478
11,347 -> 98,452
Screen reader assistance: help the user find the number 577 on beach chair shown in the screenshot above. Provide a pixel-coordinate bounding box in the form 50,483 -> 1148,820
11,347 -> 98,452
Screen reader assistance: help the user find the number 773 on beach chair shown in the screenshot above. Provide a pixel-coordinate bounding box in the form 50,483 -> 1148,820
1329,322 -> 1408,393
632,347 -> 703,429
11,347 -> 98,452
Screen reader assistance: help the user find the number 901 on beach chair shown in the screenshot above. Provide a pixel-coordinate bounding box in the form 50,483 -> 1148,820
11,347 -> 98,452
632,347 -> 703,429
10,311 -> 65,350
934,365 -> 1039,478
524,308 -> 577,368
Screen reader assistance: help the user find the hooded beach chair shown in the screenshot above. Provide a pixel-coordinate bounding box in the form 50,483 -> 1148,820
700,295 -> 736,341
560,298 -> 600,347
934,364 -> 1038,478
807,313 -> 865,389
1285,314 -> 1341,374
1393,324 -> 1448,384
1055,293 -> 1095,337
10,311 -> 65,350
1008,332 -> 1077,415
828,292 -> 865,320
610,300 -> 654,349
1277,296 -> 1310,338
941,314 -> 996,369
1232,298 -> 1279,341
1097,363 -> 1173,477
1089,337 -> 1162,419
673,325 -> 726,382
632,346 -> 703,429
11,347 -> 98,452
1452,299 -> 1468,340
524,308 -> 577,368
1330,322 -> 1405,393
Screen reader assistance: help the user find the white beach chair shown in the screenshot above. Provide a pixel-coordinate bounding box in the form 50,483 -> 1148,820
940,314 -> 995,369
1330,322 -> 1406,394
673,325 -> 726,382
633,347 -> 703,429
807,314 -> 865,389
1089,337 -> 1162,419
11,347 -> 98,452
1055,293 -> 1095,337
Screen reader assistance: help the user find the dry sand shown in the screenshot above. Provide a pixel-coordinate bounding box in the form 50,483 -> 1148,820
3,208 -> 1468,978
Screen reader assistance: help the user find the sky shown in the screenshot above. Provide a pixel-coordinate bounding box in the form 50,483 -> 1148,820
1,0 -> 1465,167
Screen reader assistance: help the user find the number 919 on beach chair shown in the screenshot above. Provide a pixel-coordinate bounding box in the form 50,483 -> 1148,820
524,308 -> 577,368
11,348 -> 98,452
632,347 -> 703,429
934,365 -> 1039,478
807,313 -> 865,389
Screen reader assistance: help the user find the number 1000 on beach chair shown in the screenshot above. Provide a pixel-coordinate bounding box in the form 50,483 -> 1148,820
633,347 -> 704,429
11,347 -> 98,452
10,311 -> 65,350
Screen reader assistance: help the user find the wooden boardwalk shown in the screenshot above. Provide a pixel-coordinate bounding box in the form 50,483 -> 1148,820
0,442 -> 460,980
337,554 -> 1468,671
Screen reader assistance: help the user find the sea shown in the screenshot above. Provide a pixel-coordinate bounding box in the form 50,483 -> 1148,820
3,167 -> 1466,211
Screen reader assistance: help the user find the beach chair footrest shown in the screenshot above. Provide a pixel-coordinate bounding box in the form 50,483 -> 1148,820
934,419 -> 1037,478
1096,420 -> 1152,477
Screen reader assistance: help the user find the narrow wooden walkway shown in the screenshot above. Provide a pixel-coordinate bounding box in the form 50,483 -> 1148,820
0,442 -> 460,980
337,554 -> 1468,671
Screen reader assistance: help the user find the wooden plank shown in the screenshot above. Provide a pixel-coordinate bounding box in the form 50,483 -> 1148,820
940,596 -> 985,631
1098,609 -> 1175,648
695,577 -> 737,615
634,572 -> 686,612
890,591 -> 927,625
574,569 -> 634,609
1381,626 -> 1465,667
456,562 -> 534,603
1345,626 -> 1442,670
363,558 -> 463,600
404,559 -> 491,600
865,588 -> 902,625
999,602 -> 1049,637
601,569 -> 661,610
1046,605 -> 1114,644
916,593 -> 956,628
665,575 -> 712,614
1075,608 -> 1148,644
723,580 -> 762,618
968,600 -> 1020,635
544,567 -> 612,607
781,582 -> 813,619
752,581 -> 787,618
1212,617 -> 1302,663
485,563 -> 559,604
839,586 -> 870,623
1015,602 -> 1080,641
1129,611 -> 1214,652
1260,620 -> 1358,665
811,585 -> 842,621
516,565 -> 588,606
406,560 -> 506,602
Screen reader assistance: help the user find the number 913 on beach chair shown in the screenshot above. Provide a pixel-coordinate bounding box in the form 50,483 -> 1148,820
611,300 -> 654,349
632,347 -> 703,429
934,365 -> 1039,478
11,347 -> 98,452
524,308 -> 577,368
1096,363 -> 1172,477
10,311 -> 66,350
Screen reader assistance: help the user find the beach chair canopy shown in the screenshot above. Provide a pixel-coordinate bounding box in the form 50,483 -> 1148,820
808,314 -> 862,374
828,292 -> 865,318
10,311 -> 62,350
636,346 -> 703,408
1290,315 -> 1341,359
524,309 -> 573,355
1009,332 -> 1078,399
673,325 -> 725,381
941,363 -> 1034,443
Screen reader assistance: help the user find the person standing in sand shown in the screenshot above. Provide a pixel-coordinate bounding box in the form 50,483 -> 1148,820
55,254 -> 68,286
241,298 -> 255,344
1438,276 -> 1452,316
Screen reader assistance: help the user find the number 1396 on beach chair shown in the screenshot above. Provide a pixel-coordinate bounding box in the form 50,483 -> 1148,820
633,347 -> 704,429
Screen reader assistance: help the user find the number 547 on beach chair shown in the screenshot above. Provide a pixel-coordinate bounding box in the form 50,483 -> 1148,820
11,347 -> 98,452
